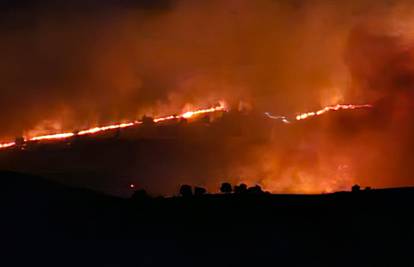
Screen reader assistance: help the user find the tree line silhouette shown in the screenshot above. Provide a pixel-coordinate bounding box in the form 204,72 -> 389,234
180,182 -> 268,197
132,182 -> 269,201
132,182 -> 372,201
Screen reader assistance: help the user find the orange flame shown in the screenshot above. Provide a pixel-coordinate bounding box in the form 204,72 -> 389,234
153,102 -> 228,123
0,142 -> 16,149
0,102 -> 228,149
295,104 -> 373,121
77,122 -> 137,136
30,132 -> 76,141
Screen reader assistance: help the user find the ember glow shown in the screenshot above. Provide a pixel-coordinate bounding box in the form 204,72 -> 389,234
295,104 -> 373,121
0,102 -> 227,149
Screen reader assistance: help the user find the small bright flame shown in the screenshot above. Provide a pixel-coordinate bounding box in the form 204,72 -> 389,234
130,184 -> 135,189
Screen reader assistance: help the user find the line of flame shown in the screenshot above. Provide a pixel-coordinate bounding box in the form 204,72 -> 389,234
0,102 -> 372,150
0,102 -> 227,149
295,104 -> 373,121
0,142 -> 16,149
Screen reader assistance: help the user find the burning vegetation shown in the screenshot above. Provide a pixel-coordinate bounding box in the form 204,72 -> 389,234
0,102 -> 227,148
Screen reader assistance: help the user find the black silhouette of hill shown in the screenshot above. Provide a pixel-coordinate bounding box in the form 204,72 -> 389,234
1,171 -> 413,266
1,171 -> 126,239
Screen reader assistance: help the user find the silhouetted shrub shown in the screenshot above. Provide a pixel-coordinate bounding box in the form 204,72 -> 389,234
15,137 -> 25,146
247,185 -> 264,195
194,186 -> 207,196
220,182 -> 232,194
179,185 -> 193,197
131,189 -> 150,201
114,128 -> 121,138
352,184 -> 361,192
142,115 -> 155,125
234,183 -> 247,194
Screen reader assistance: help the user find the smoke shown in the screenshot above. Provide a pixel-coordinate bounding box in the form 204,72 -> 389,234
2,0 -> 414,194
342,9 -> 414,189
0,0 -> 373,137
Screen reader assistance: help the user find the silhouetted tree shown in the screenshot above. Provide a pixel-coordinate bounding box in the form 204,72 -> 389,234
234,183 -> 247,194
352,184 -> 361,193
194,186 -> 207,196
14,137 -> 24,147
131,189 -> 150,202
247,185 -> 264,195
220,182 -> 232,194
114,128 -> 121,138
179,185 -> 193,197
200,115 -> 211,124
142,115 -> 155,125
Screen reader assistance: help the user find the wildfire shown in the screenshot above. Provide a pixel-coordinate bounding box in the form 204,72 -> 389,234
295,104 -> 373,121
0,101 -> 373,150
0,102 -> 228,150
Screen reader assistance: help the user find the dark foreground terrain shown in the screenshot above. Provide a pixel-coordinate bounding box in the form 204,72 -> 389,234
1,171 -> 413,267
